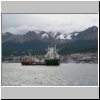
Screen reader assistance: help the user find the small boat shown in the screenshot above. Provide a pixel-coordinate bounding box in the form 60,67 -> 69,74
21,60 -> 35,65
21,51 -> 45,65
21,51 -> 36,65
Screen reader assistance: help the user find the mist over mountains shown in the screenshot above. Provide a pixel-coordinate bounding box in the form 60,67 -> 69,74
2,26 -> 98,56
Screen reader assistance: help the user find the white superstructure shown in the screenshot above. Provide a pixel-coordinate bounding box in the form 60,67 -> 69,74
45,44 -> 59,59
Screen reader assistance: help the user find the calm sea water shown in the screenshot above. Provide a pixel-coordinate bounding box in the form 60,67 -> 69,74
2,63 -> 98,86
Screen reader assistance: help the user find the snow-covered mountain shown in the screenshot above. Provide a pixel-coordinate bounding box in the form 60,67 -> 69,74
2,26 -> 98,43
2,26 -> 98,56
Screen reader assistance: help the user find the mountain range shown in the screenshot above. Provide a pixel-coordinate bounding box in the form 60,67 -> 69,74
2,26 -> 98,56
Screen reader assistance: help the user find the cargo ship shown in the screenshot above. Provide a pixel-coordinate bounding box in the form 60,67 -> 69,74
21,43 -> 60,65
45,43 -> 60,65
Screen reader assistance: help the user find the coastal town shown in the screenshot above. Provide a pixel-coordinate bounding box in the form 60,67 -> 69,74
2,52 -> 98,64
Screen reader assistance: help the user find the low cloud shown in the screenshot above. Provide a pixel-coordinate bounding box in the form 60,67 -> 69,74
2,14 -> 98,34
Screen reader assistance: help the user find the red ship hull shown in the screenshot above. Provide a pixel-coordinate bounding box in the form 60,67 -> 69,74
21,61 -> 35,65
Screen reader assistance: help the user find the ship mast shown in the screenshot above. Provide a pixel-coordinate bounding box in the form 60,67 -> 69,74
50,37 -> 57,59
28,50 -> 32,60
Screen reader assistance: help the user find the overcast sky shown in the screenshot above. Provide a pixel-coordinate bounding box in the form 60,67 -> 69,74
2,14 -> 98,34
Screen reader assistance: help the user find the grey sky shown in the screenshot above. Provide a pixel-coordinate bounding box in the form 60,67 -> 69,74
2,14 -> 98,34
